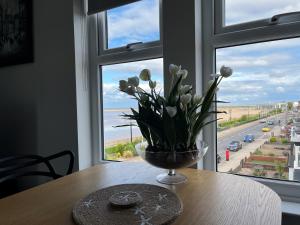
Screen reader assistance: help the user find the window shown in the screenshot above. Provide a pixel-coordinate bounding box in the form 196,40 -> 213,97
98,0 -> 162,55
102,59 -> 163,161
216,38 -> 300,182
106,0 -> 160,49
202,0 -> 300,201
89,0 -> 163,163
225,0 -> 300,26
215,0 -> 300,34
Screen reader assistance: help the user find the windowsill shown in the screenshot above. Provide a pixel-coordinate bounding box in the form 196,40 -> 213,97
282,201 -> 300,215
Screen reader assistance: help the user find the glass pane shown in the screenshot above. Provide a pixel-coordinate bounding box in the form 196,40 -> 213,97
101,58 -> 163,161
225,0 -> 300,26
106,0 -> 160,49
216,38 -> 300,182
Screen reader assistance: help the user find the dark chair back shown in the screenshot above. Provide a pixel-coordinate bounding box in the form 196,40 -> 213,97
0,150 -> 74,198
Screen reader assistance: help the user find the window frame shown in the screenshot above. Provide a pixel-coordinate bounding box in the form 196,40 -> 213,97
88,0 -> 163,164
215,0 -> 300,34
202,0 -> 300,203
97,0 -> 163,56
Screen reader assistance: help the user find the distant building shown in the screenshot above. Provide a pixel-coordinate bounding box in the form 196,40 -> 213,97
275,102 -> 287,110
290,117 -> 300,181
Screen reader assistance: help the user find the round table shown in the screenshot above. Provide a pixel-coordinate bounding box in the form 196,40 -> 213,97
0,162 -> 282,225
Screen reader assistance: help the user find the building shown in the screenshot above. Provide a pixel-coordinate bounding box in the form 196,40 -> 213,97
290,117 -> 300,181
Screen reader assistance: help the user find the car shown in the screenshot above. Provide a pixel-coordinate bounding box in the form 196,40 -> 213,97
262,127 -> 271,132
244,134 -> 255,143
267,120 -> 274,125
260,119 -> 266,123
227,141 -> 242,152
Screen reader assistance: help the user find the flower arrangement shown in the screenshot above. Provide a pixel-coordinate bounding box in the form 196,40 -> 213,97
118,64 -> 232,152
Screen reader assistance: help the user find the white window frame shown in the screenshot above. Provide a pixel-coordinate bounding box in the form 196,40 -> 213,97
202,0 -> 300,202
88,0 -> 163,164
215,0 -> 300,34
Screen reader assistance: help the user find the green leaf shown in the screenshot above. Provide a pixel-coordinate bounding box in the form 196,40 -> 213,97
163,106 -> 176,149
168,75 -> 183,105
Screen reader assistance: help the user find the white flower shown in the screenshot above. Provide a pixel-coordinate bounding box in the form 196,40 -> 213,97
119,80 -> 128,91
139,69 -> 151,81
177,69 -> 188,79
193,95 -> 203,104
166,106 -> 177,118
125,86 -> 136,95
149,80 -> 157,89
128,76 -> 139,87
179,85 -> 191,94
180,94 -> 192,105
220,66 -> 233,78
169,64 -> 181,75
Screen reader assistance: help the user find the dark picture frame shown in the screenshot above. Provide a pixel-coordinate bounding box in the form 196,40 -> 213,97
0,0 -> 33,67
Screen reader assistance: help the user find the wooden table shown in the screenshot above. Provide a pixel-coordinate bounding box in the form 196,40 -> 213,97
0,162 -> 281,225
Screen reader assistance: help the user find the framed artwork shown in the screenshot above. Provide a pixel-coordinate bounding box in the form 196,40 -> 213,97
0,0 -> 33,67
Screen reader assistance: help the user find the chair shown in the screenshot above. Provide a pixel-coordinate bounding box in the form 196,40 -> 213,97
0,150 -> 74,197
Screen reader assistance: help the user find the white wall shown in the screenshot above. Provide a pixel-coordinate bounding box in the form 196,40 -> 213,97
0,0 -> 81,172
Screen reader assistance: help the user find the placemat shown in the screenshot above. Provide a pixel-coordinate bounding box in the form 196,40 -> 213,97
73,184 -> 183,225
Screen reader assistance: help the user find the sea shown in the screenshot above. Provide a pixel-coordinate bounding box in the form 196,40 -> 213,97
103,109 -> 141,145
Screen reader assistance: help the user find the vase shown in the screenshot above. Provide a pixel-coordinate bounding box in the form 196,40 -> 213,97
136,141 -> 208,185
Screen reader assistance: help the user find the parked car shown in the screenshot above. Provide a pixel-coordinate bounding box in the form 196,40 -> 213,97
267,120 -> 274,125
262,127 -> 271,132
244,134 -> 255,143
260,119 -> 266,123
227,141 -> 242,151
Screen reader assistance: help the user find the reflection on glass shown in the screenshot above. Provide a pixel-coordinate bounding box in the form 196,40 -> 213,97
216,38 -> 300,182
225,0 -> 300,26
106,0 -> 160,49
101,58 -> 163,161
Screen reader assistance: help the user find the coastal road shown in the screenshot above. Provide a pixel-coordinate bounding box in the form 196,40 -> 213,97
217,114 -> 285,160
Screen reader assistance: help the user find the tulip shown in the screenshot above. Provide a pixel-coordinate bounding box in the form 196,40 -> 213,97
139,69 -> 151,81
128,76 -> 139,87
177,69 -> 188,79
179,85 -> 192,94
119,80 -> 128,91
181,94 -> 192,105
169,64 -> 181,75
193,95 -> 203,104
166,106 -> 177,118
220,66 -> 233,78
149,80 -> 157,89
125,86 -> 135,95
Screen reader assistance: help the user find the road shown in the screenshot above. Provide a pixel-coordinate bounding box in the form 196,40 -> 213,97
217,114 -> 285,160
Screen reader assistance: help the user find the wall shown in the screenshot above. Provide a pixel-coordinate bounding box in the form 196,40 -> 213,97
0,0 -> 80,175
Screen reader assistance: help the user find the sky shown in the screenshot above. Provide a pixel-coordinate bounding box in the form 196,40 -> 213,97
102,0 -> 300,108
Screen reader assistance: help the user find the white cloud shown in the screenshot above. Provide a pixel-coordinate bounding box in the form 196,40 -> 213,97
276,86 -> 285,93
217,53 -> 291,70
103,58 -> 163,79
225,0 -> 300,25
107,0 -> 159,46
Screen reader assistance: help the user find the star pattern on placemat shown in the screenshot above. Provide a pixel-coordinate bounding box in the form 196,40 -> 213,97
153,204 -> 164,213
138,215 -> 153,225
158,193 -> 167,201
83,199 -> 94,208
118,193 -> 131,202
132,206 -> 146,215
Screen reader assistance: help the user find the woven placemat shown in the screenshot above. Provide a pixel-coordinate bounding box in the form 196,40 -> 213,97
73,184 -> 183,225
